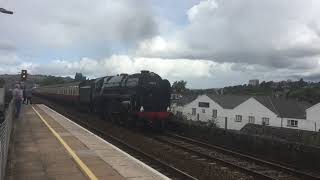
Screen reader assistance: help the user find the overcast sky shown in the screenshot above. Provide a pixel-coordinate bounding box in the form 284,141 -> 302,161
1,0 -> 320,88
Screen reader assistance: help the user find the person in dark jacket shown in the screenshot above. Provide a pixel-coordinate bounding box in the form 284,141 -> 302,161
25,89 -> 32,105
22,88 -> 26,104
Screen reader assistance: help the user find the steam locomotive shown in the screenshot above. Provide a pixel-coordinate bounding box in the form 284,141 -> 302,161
34,71 -> 172,129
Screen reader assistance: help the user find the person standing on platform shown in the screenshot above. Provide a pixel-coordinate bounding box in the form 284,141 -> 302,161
22,88 -> 26,104
25,89 -> 32,104
12,84 -> 23,118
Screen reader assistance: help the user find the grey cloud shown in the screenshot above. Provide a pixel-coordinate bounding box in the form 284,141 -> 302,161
137,0 -> 320,70
0,42 -> 16,52
0,0 -> 157,51
289,73 -> 320,82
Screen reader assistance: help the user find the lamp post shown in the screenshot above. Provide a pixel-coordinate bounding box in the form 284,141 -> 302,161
0,8 -> 13,14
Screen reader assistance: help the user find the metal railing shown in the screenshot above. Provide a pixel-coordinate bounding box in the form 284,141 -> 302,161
0,101 -> 13,180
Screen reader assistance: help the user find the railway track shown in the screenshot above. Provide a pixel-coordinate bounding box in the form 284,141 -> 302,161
154,133 -> 320,180
77,124 -> 197,180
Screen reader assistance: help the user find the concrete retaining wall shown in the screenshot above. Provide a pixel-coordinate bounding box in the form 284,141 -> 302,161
168,119 -> 320,172
241,123 -> 320,147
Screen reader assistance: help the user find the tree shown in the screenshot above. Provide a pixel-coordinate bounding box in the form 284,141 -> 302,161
40,76 -> 66,85
0,78 -> 5,87
172,80 -> 187,93
75,73 -> 86,81
297,78 -> 307,88
260,81 -> 266,88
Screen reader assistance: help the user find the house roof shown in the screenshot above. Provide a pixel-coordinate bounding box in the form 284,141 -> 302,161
306,102 -> 320,112
254,96 -> 311,119
176,93 -> 311,119
207,94 -> 251,109
175,94 -> 198,106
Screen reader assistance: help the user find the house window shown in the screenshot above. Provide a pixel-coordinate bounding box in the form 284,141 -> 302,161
235,115 -> 242,122
212,109 -> 217,118
202,109 -> 205,113
287,120 -> 298,127
262,117 -> 270,125
198,102 -> 210,108
248,116 -> 255,124
192,108 -> 196,115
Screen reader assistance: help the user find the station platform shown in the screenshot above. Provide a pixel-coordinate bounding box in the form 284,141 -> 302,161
6,104 -> 169,180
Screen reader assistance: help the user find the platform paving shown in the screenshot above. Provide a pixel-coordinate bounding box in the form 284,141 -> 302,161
5,104 -> 169,180
6,105 -> 90,180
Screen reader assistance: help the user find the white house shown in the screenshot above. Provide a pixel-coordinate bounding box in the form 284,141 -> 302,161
0,87 -> 5,113
172,94 -> 251,129
172,94 -> 219,122
306,103 -> 320,131
172,94 -> 318,131
227,97 -> 279,130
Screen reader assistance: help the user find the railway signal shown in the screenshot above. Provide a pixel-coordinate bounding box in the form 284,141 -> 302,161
21,70 -> 28,81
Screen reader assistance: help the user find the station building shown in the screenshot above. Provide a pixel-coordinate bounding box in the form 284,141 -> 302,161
171,94 -> 320,132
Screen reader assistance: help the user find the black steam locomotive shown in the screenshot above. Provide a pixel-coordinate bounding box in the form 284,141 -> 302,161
34,71 -> 172,129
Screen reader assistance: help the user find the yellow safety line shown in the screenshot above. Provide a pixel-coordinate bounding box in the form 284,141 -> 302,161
31,106 -> 98,180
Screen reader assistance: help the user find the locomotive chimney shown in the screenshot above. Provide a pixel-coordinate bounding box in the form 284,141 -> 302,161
141,70 -> 149,74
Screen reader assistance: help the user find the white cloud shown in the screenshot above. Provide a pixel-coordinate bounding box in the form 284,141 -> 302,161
1,0 -> 320,87
31,55 -> 221,80
136,0 -> 320,70
187,0 -> 218,21
4,53 -> 320,87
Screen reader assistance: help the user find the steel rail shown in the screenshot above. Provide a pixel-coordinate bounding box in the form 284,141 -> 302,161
164,132 -> 320,180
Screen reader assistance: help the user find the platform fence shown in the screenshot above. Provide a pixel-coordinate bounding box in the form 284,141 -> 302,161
0,101 -> 13,180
